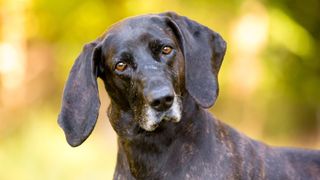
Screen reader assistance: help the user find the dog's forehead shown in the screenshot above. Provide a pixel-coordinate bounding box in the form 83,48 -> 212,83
110,15 -> 165,32
105,15 -> 169,43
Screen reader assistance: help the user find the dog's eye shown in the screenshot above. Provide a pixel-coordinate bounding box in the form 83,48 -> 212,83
161,46 -> 173,55
115,62 -> 127,72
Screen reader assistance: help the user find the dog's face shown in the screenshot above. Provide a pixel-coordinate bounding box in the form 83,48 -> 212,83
100,16 -> 183,131
58,12 -> 227,147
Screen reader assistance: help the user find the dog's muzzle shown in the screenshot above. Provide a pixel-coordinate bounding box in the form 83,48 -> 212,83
138,73 -> 182,131
141,91 -> 181,131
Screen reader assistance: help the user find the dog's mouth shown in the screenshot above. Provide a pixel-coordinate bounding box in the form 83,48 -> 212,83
140,97 -> 181,132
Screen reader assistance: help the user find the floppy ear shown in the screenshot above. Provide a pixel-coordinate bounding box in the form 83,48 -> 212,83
162,12 -> 227,108
58,41 -> 102,147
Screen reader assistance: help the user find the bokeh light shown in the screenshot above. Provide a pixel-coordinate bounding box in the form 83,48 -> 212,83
0,0 -> 319,179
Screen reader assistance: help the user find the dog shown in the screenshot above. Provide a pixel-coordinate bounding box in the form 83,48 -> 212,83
58,12 -> 320,179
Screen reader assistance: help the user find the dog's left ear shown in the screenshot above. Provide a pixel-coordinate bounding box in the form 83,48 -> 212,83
58,41 -> 102,147
162,12 -> 227,108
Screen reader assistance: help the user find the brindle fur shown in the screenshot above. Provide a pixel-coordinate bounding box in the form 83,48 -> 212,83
58,12 -> 320,180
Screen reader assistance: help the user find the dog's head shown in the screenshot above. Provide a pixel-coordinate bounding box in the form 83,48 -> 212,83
58,12 -> 226,147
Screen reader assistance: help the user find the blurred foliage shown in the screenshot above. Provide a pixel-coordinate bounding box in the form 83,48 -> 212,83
0,0 -> 319,179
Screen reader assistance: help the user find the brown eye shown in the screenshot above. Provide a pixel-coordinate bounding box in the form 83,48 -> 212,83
161,46 -> 172,54
115,62 -> 127,72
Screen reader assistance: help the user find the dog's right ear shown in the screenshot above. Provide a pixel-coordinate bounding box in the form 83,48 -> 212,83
58,41 -> 102,147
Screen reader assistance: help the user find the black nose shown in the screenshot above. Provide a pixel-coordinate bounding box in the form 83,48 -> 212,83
148,88 -> 174,111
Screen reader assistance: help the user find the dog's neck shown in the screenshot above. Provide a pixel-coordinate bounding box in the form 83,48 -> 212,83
109,94 -> 216,178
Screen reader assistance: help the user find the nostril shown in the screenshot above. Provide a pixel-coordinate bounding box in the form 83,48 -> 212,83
149,95 -> 174,111
164,96 -> 174,106
151,99 -> 161,108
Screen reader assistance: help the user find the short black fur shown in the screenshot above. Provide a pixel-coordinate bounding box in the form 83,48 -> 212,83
58,12 -> 320,179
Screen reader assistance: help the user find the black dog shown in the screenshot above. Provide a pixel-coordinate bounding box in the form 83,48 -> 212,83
58,12 -> 320,179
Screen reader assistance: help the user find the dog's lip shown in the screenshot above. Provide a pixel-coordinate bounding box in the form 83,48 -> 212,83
138,120 -> 167,134
142,112 -> 179,131
162,114 -> 179,122
158,109 -> 180,122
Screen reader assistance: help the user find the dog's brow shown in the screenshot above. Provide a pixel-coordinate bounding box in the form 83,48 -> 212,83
138,32 -> 153,42
120,52 -> 133,60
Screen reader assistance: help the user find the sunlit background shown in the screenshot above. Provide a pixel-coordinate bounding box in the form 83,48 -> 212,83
0,0 -> 319,179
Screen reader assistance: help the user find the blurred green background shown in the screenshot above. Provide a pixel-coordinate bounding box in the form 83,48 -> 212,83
0,0 -> 319,179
